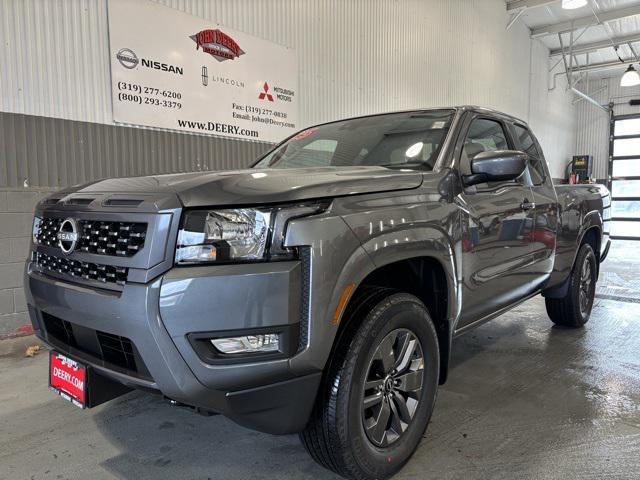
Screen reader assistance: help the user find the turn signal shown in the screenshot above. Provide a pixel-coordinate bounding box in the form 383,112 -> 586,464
331,283 -> 355,325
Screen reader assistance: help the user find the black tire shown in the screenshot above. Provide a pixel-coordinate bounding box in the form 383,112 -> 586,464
300,289 -> 440,480
545,243 -> 597,328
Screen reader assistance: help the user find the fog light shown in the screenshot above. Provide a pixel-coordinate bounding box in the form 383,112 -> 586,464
211,334 -> 279,354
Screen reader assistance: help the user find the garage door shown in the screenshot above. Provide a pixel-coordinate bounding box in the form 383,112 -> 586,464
610,115 -> 640,240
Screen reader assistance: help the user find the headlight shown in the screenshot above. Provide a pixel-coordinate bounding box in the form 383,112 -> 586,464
175,203 -> 327,264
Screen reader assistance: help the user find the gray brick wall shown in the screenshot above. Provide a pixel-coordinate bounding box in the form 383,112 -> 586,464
0,187 -> 56,336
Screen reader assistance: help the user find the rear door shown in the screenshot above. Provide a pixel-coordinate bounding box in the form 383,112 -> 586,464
456,114 -> 538,329
510,123 -> 559,278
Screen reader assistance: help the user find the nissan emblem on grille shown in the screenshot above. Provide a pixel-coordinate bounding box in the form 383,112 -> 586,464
57,218 -> 80,254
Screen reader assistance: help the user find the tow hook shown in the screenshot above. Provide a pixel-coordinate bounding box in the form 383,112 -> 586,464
165,397 -> 219,416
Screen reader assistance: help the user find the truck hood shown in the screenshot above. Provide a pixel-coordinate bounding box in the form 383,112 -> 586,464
66,166 -> 424,207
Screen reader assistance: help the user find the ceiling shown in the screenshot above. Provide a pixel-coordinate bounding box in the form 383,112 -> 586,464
507,0 -> 640,78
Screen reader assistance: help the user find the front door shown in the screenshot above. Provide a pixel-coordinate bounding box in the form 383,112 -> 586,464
455,116 -> 537,328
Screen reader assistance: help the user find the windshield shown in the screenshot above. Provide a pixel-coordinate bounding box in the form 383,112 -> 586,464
254,110 -> 454,171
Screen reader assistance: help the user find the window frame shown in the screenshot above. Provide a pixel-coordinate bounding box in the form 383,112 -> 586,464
510,123 -> 547,186
455,113 -> 521,193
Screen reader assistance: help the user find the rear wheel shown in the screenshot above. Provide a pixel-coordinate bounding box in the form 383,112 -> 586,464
545,243 -> 597,327
299,290 -> 439,480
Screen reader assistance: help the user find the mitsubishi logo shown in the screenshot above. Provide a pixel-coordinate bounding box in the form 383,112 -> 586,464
57,218 -> 79,254
258,82 -> 274,101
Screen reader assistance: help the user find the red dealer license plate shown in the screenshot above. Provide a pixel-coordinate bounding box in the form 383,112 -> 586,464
49,351 -> 87,408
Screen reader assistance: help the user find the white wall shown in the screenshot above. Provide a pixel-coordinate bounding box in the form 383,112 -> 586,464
529,41 -> 577,179
0,0 -> 576,175
575,76 -> 640,180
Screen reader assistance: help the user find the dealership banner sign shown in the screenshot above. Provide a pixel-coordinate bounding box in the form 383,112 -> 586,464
107,0 -> 298,143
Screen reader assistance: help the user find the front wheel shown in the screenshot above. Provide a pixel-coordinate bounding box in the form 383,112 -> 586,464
545,243 -> 597,327
299,290 -> 440,480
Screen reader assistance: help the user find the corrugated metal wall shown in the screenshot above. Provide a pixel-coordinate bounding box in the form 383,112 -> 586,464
528,40 -> 577,179
0,111 -> 271,188
575,77 -> 640,180
0,0 -> 577,187
2,0 -> 533,125
0,0 -> 112,124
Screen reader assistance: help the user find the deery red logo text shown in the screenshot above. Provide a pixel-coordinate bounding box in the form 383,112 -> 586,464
190,29 -> 245,62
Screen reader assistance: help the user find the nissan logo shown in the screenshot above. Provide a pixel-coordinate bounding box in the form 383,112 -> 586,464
57,218 -> 79,254
116,48 -> 139,69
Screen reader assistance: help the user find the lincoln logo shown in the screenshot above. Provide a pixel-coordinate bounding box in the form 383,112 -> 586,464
189,29 -> 245,62
57,219 -> 79,254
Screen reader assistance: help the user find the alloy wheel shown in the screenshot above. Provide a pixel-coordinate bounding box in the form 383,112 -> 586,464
579,257 -> 594,317
361,328 -> 425,447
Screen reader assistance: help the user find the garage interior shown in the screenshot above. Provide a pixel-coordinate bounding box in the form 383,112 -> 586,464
1,1 -> 640,479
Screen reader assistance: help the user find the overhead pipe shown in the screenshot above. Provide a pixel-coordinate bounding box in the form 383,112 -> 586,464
570,59 -> 635,74
572,86 -> 606,104
571,87 -> 608,112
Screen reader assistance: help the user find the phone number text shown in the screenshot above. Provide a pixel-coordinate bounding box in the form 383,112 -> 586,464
117,92 -> 182,109
117,82 -> 182,99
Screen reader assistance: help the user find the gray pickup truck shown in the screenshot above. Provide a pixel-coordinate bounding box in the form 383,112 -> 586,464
26,106 -> 610,480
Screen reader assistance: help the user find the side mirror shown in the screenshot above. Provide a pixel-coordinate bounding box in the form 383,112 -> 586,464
464,150 -> 528,187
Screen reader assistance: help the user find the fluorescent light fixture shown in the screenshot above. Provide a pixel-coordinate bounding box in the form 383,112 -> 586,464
621,64 -> 640,87
562,0 -> 587,9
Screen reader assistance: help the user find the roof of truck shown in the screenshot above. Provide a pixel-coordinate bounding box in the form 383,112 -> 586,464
298,106 -> 529,133
454,105 -> 528,125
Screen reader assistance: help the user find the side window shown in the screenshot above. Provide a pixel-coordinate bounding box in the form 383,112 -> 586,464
460,118 -> 509,187
513,124 -> 546,185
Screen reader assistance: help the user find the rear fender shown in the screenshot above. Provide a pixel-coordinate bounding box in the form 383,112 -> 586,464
543,211 -> 602,298
574,211 -> 603,265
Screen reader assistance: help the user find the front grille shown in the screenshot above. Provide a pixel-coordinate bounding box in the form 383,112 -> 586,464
42,313 -> 152,381
96,331 -> 138,372
35,252 -> 128,285
44,312 -> 76,346
36,217 -> 147,257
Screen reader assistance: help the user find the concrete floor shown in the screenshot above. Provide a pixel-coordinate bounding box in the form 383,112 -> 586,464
1,242 -> 639,480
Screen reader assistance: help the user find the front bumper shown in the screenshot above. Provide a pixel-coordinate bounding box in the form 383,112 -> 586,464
25,260 -> 320,435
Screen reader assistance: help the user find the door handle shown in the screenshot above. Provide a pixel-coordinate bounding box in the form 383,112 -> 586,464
521,199 -> 536,211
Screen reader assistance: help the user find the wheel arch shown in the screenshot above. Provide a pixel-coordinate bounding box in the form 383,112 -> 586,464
544,223 -> 602,299
580,224 -> 602,278
332,253 -> 457,385
580,225 -> 601,258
